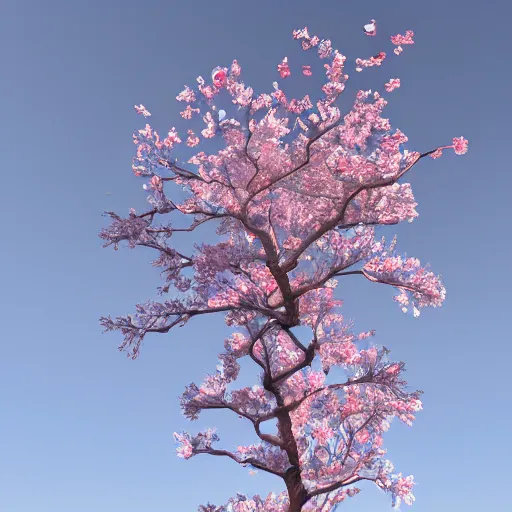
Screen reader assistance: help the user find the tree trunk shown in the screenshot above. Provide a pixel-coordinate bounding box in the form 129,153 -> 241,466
285,466 -> 308,512
277,413 -> 309,512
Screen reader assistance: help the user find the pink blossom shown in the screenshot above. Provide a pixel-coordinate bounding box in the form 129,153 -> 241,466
163,127 -> 181,148
391,30 -> 415,45
137,123 -> 152,139
355,428 -> 370,444
312,423 -> 335,445
201,112 -> 216,139
134,104 -> 151,117
394,46 -> 403,55
302,65 -> 312,76
199,84 -> 216,100
180,105 -> 200,119
355,51 -> 386,71
230,59 -> 241,78
358,330 -> 376,340
277,57 -> 291,78
149,175 -> 162,191
292,27 -> 310,40
176,86 -> 196,103
173,432 -> 193,459
131,165 -> 144,176
314,446 -> 329,464
226,81 -> 253,107
452,136 -> 468,155
186,130 -> 200,147
283,236 -> 302,250
384,78 -> 401,92
393,474 -> 416,506
430,148 -> 443,159
271,82 -> 287,107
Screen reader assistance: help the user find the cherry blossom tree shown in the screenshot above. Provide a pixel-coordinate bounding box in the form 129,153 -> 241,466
100,22 -> 467,512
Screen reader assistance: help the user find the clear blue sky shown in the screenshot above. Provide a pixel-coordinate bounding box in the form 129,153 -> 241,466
1,0 -> 510,510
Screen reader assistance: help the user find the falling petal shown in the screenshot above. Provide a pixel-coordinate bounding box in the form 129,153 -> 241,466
363,20 -> 377,36
302,65 -> 312,76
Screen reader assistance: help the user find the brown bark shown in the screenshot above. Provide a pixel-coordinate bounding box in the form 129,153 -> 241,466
277,413 -> 309,512
284,466 -> 308,512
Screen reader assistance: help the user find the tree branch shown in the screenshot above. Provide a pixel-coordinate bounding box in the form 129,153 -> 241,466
340,411 -> 379,468
193,448 -> 285,478
281,150 -> 433,273
120,305 -> 256,335
138,242 -> 193,265
283,377 -> 371,413
333,270 -> 422,294
158,158 -> 204,181
245,120 -> 342,202
270,329 -> 317,386
306,476 -> 372,500
197,403 -> 283,447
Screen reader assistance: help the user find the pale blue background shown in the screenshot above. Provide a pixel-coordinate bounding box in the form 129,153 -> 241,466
1,0 -> 510,510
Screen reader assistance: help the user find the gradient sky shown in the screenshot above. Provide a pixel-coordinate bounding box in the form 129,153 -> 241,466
1,0 -> 510,511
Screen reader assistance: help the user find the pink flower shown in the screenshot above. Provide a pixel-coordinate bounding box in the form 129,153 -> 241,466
201,112 -> 216,139
452,136 -> 468,155
355,52 -> 386,71
386,364 -> 401,376
394,46 -> 403,55
134,104 -> 151,117
230,59 -> 241,78
163,127 -> 181,148
173,433 -> 193,459
307,371 -> 325,390
180,105 -> 200,119
149,175 -> 162,191
277,57 -> 291,78
199,84 -> 216,100
384,78 -> 401,92
318,39 -> 332,59
176,86 -> 196,103
312,424 -> 335,445
355,429 -> 370,444
393,474 -> 416,506
302,65 -> 312,76
138,124 -> 152,138
292,27 -> 310,40
430,148 -> 443,159
391,30 -> 414,45
314,446 -> 329,464
283,236 -> 302,250
186,130 -> 200,147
